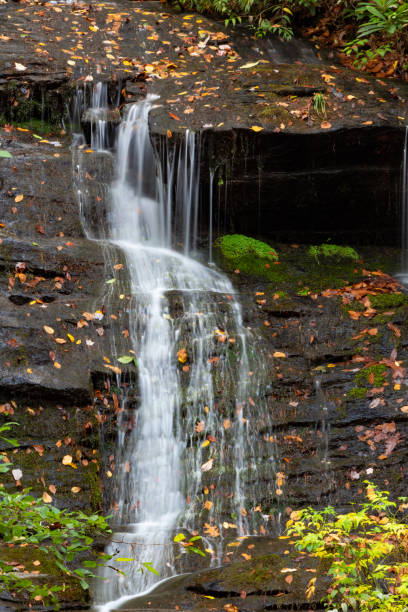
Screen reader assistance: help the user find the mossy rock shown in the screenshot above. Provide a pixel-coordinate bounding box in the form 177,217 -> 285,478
215,234 -> 279,280
217,234 -> 278,262
0,543 -> 90,606
308,243 -> 359,261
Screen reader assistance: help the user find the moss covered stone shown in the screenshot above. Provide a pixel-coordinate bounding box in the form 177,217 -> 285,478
308,243 -> 359,261
217,234 -> 278,262
216,234 -> 279,280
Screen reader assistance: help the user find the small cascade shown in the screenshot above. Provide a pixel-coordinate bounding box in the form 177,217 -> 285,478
73,86 -> 277,610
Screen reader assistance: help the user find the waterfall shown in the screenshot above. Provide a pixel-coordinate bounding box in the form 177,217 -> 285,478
73,85 -> 277,610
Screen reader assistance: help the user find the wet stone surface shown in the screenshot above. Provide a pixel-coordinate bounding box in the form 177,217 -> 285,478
0,1 -> 408,609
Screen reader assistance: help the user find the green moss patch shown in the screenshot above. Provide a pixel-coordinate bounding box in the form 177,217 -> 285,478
347,387 -> 368,400
355,364 -> 387,387
369,293 -> 408,310
216,234 -> 279,280
217,234 -> 278,262
308,244 -> 359,261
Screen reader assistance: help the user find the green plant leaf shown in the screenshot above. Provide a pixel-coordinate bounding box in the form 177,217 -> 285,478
143,562 -> 159,575
117,355 -> 136,364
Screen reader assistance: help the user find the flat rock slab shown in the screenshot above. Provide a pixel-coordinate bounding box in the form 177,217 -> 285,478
114,537 -> 328,611
0,0 -> 407,135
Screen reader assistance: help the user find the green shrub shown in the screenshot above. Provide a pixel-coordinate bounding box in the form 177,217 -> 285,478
0,423 -> 111,607
287,482 -> 408,611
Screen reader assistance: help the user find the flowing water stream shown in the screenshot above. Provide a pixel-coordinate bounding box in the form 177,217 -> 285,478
73,87 -> 277,610
399,126 -> 408,284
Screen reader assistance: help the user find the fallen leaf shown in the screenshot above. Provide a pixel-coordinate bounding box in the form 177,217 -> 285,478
12,468 -> 22,481
42,492 -> 52,503
201,458 -> 214,472
251,126 -> 263,132
239,60 -> 260,69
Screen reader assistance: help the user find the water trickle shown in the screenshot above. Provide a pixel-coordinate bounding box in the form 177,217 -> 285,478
74,89 -> 277,610
400,126 -> 408,283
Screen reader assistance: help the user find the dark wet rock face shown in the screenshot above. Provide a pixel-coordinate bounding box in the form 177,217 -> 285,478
0,1 -> 408,610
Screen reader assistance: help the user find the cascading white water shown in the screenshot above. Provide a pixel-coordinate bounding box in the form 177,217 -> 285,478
74,88 -> 277,611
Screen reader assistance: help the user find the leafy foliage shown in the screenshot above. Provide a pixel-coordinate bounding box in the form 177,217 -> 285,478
0,423 -> 111,607
286,482 -> 408,611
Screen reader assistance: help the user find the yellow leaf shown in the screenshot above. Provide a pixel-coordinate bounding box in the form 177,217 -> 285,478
54,362 -> 61,369
62,455 -> 73,465
177,348 -> 188,363
71,487 -> 81,493
42,492 -> 52,503
67,334 -> 74,342
43,325 -> 54,335
273,351 -> 286,358
251,125 -> 263,132
202,439 -> 210,448
15,194 -> 24,203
